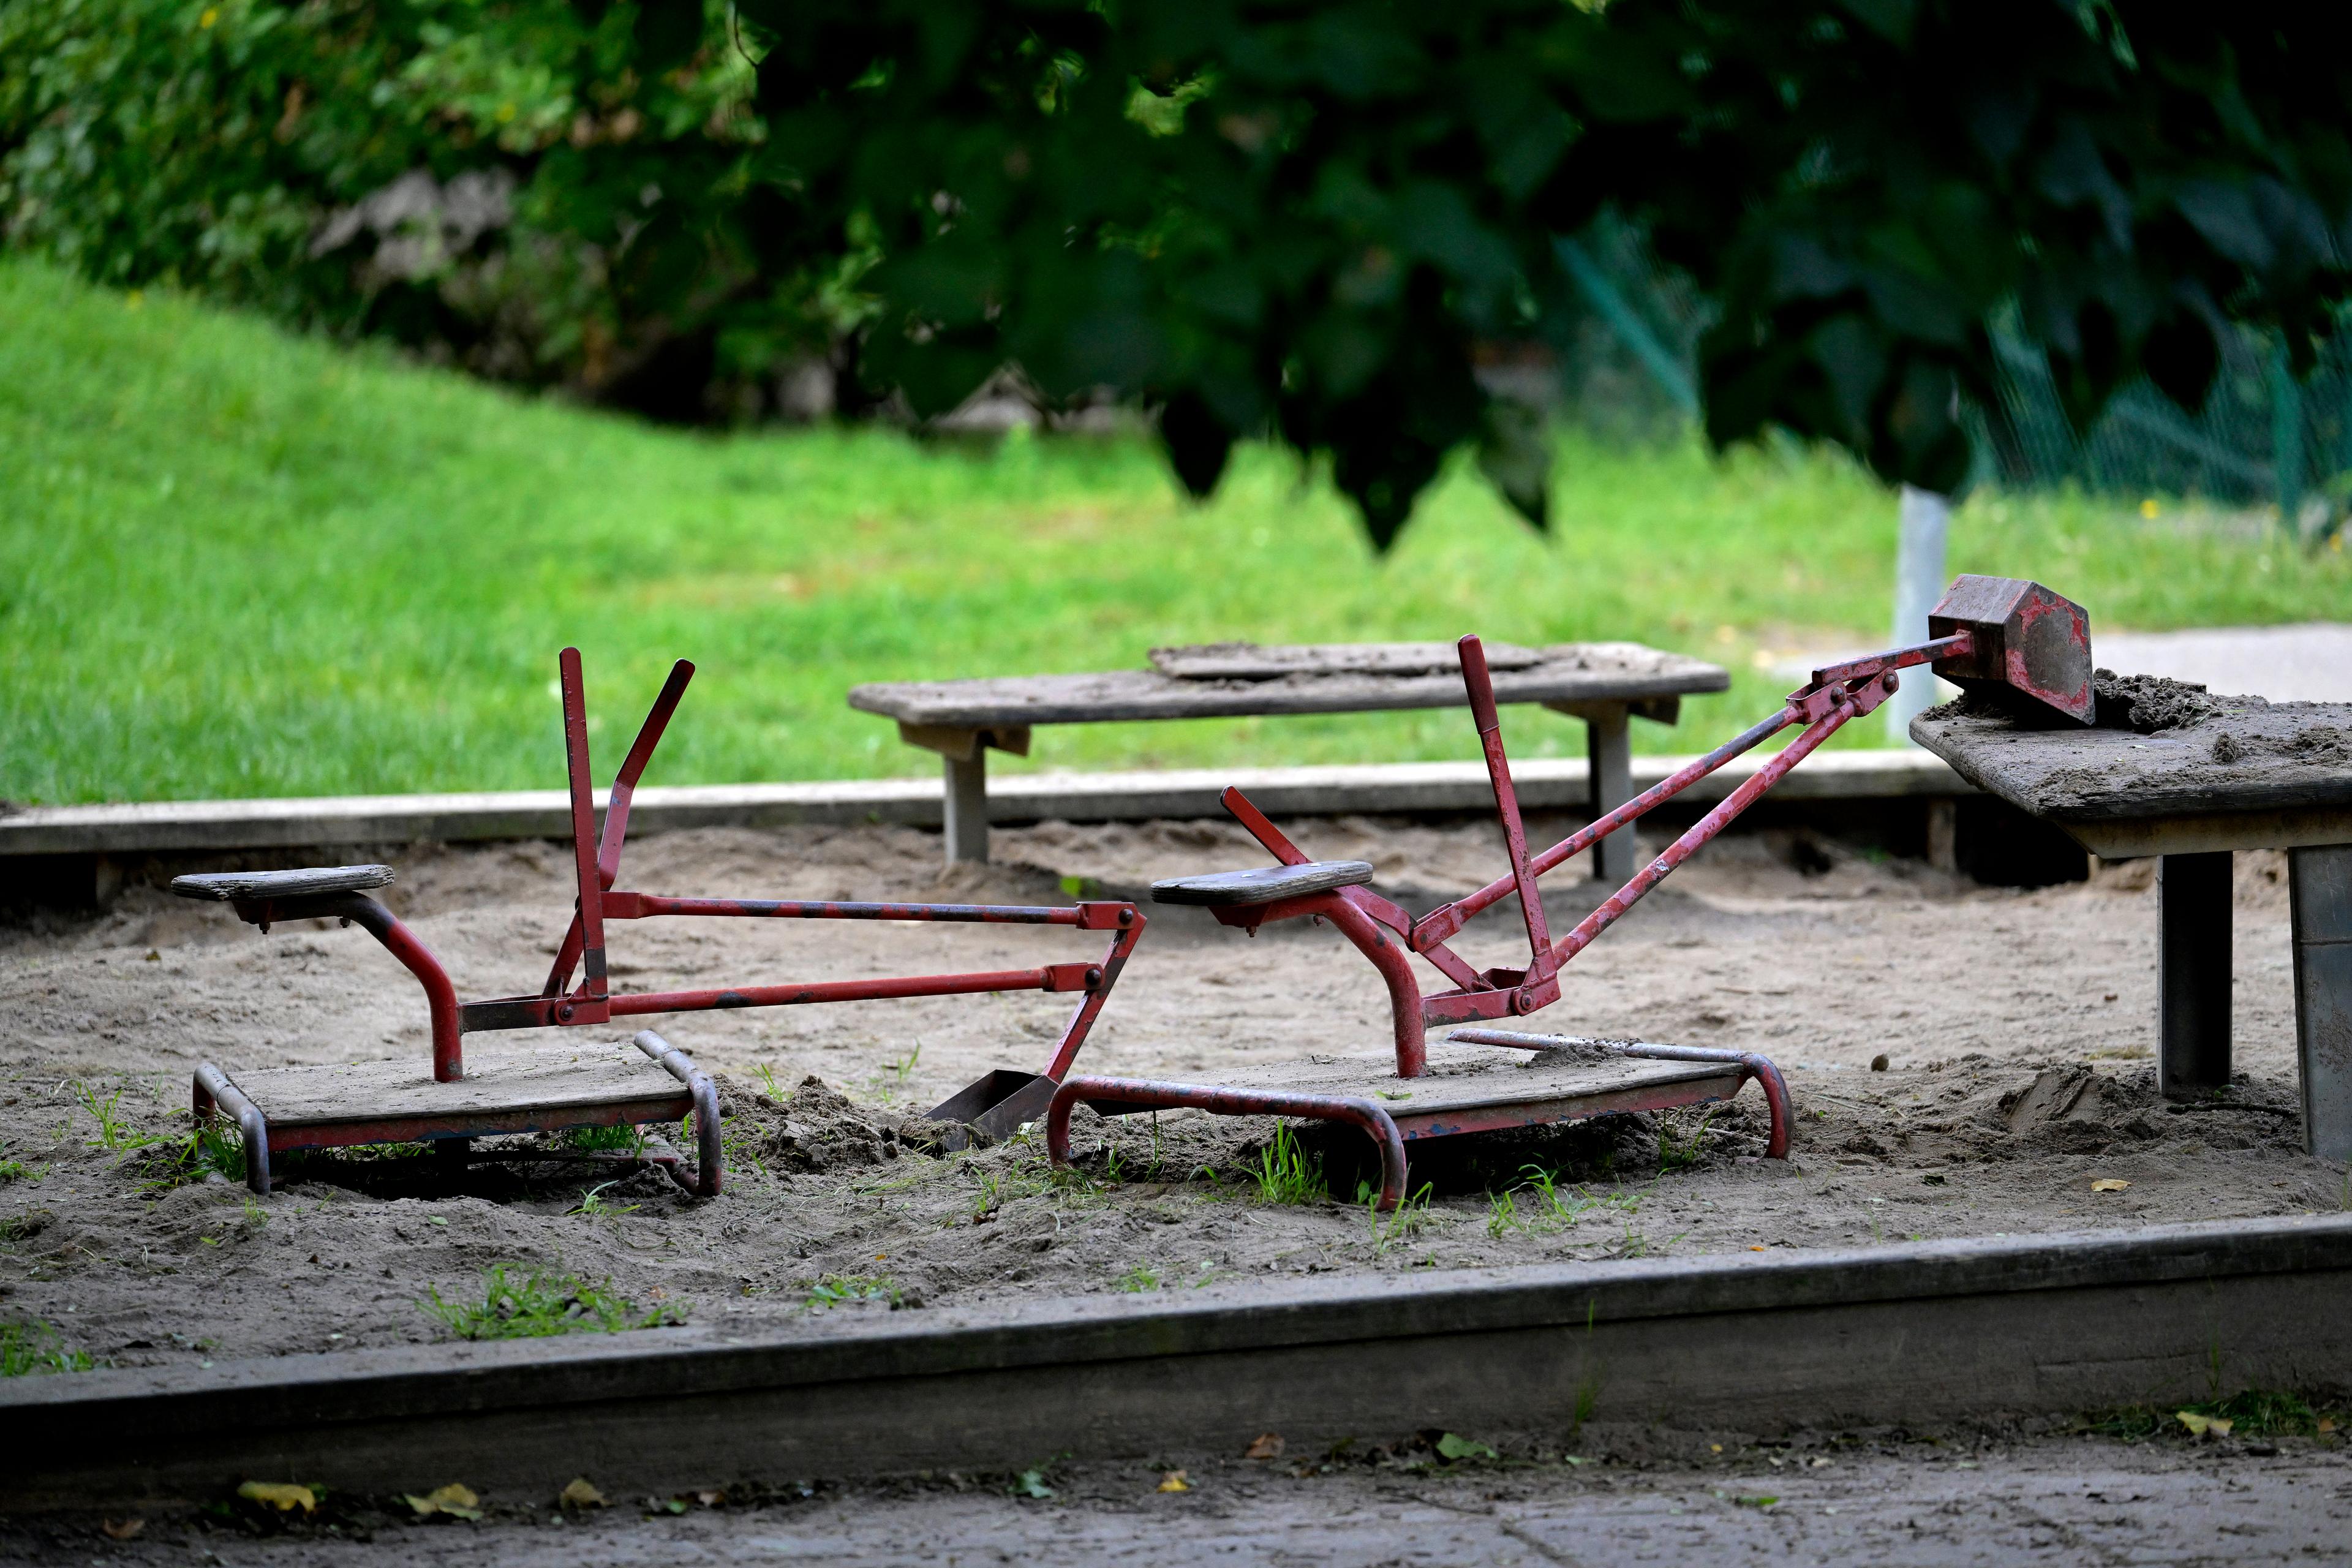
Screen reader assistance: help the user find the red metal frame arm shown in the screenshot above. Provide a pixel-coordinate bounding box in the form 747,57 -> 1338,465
598,659 -> 694,889
1046,1076 -> 1410,1211
1457,635 -> 1554,982
556,648 -> 609,1015
1045,910 -> 1147,1080
1415,707 -> 1796,951
260,892 -> 463,1082
1544,677 -> 1881,973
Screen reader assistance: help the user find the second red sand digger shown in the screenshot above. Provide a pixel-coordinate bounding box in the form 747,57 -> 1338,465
1048,576 -> 2097,1207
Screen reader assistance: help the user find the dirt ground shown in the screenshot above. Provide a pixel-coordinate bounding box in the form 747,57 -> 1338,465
9,1428 -> 2349,1566
0,814 -> 2330,1371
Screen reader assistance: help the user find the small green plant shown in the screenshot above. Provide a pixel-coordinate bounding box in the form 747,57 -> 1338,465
1657,1110 -> 1717,1174
71,1081 -> 154,1151
422,1265 -> 684,1340
803,1273 -> 901,1310
2085,1388 -> 2337,1441
870,1044 -> 922,1101
1251,1123 -> 1329,1206
752,1062 -> 787,1102
565,1122 -> 646,1155
1434,1432 -> 1498,1462
568,1180 -> 640,1219
1366,1182 -> 1436,1256
1486,1188 -> 1521,1238
135,1113 -> 247,1191
0,1320 -> 96,1376
0,1156 -> 43,1184
1008,1452 -> 1069,1500
1117,1265 -> 1161,1293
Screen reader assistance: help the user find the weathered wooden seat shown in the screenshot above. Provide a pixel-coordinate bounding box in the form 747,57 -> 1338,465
1150,861 -> 1375,906
170,865 -> 395,902
850,639 -> 1729,869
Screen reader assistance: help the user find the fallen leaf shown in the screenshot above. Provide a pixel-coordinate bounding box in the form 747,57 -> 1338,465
2320,1417 -> 2338,1434
559,1478 -> 606,1510
2176,1410 -> 2236,1438
1156,1470 -> 1191,1493
694,1489 -> 725,1507
2090,1178 -> 2132,1193
1436,1433 -> 1498,1461
2210,1417 -> 2234,1436
100,1518 -> 145,1541
404,1482 -> 482,1520
1243,1433 -> 1284,1460
237,1482 -> 317,1514
1733,1494 -> 1779,1509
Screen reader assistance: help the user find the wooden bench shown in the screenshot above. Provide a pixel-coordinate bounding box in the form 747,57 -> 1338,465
850,640 -> 1728,875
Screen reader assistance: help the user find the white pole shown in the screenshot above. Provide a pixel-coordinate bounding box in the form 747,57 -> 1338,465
1886,484 -> 1952,743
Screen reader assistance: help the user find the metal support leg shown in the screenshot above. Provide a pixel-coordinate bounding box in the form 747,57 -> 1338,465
943,750 -> 989,865
2158,851 -> 2233,1098
1585,703 -> 1635,885
2290,844 -> 2352,1159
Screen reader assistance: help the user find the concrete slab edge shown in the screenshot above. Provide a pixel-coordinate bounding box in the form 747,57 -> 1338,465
2,1215 -> 2343,1509
0,752 -> 1973,858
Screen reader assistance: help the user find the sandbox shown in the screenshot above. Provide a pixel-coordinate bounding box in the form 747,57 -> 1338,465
0,812 -> 2329,1377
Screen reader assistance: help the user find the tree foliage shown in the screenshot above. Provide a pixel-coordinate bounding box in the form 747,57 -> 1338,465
0,0 -> 848,413
736,0 -> 2352,543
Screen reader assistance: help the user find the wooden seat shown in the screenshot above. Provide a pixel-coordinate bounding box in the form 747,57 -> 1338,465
1150,860 -> 1375,906
170,865 -> 395,902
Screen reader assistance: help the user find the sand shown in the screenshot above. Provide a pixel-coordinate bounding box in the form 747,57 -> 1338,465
0,815 -> 2329,1371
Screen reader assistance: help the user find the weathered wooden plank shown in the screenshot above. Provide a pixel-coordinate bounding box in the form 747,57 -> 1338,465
6,1216 -> 2350,1510
0,750 -> 1973,858
1911,686 -> 2352,829
227,1042 -> 687,1127
849,644 -> 1728,728
1147,641 -> 1543,680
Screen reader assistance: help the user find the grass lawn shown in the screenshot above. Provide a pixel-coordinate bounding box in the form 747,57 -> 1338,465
4,255 -> 2347,805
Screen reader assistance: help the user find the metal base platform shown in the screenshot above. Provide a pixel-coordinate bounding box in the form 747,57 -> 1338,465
192,1030 -> 720,1197
1050,1035 -> 1790,1209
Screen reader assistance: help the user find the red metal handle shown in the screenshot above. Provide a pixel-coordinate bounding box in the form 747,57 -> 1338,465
1458,635 -> 1501,734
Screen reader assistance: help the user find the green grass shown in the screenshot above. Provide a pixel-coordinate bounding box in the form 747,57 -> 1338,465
1250,1122 -> 1330,1205
421,1264 -> 684,1339
4,255 -> 2348,804
0,1320 -> 96,1375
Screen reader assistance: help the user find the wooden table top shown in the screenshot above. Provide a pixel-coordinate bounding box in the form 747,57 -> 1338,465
850,643 -> 1728,729
1911,684 -> 2352,859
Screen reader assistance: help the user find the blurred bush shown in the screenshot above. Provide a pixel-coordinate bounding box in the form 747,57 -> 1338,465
0,0 -> 871,420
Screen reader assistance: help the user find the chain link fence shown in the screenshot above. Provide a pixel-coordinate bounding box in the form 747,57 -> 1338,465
1550,219 -> 2351,539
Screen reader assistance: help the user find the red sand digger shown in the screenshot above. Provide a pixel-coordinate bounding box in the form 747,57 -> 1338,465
1047,576 -> 2095,1207
172,650 -> 1146,1195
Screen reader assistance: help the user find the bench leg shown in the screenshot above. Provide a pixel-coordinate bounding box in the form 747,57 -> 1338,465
2158,851 -> 2233,1098
2291,845 -> 2352,1159
943,751 -> 989,865
1586,704 -> 1636,885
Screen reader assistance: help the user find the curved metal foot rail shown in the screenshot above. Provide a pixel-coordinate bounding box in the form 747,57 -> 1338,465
1446,1029 -> 1792,1159
1047,1076 -> 1410,1212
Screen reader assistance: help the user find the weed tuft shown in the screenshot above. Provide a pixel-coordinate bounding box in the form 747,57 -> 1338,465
803,1273 -> 901,1310
0,1320 -> 96,1376
1657,1109 -> 1717,1174
1116,1265 -> 1160,1293
565,1122 -> 646,1155
1365,1182 -> 1436,1256
422,1264 -> 685,1340
1251,1123 -> 1329,1206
